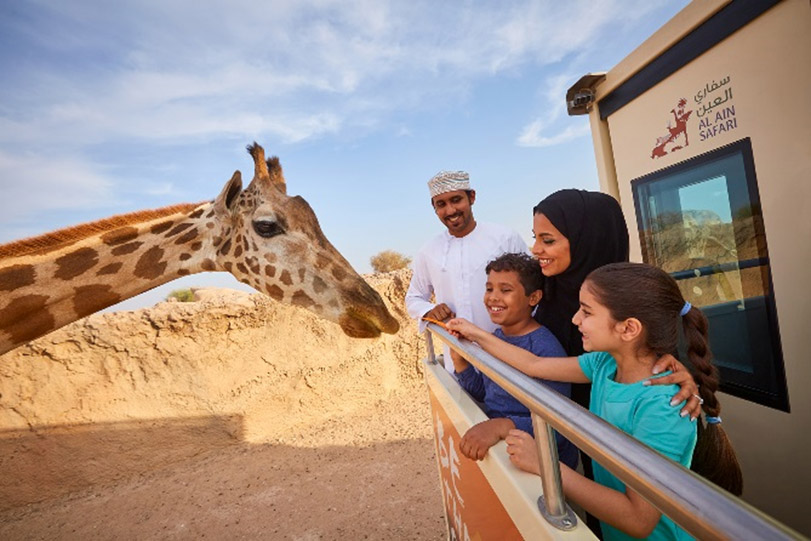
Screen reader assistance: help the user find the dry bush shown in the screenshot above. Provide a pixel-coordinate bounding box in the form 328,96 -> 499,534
166,288 -> 194,302
370,250 -> 412,273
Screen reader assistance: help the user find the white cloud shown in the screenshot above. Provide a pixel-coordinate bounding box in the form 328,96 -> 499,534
517,120 -> 591,148
0,150 -> 115,221
1,0 -> 673,148
0,0 -> 682,238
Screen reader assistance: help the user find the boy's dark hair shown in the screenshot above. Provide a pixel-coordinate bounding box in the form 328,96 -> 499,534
485,253 -> 544,296
585,262 -> 743,496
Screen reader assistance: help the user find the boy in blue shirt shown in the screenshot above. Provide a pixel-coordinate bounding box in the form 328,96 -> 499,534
451,252 -> 578,469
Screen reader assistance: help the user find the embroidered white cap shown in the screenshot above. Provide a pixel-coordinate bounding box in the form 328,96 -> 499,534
427,170 -> 470,198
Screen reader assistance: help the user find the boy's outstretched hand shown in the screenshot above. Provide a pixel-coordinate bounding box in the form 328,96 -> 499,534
446,318 -> 487,342
460,418 -> 514,461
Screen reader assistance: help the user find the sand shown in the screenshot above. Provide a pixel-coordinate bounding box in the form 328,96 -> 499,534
0,270 -> 447,540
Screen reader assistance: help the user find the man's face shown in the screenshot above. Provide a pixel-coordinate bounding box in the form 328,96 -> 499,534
431,189 -> 476,238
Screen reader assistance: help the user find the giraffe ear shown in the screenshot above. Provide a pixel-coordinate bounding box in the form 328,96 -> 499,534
213,170 -> 243,216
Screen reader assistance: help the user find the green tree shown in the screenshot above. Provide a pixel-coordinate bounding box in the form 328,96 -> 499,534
370,250 -> 412,273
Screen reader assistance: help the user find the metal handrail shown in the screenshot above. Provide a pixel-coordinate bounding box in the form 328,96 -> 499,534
424,323 -> 803,540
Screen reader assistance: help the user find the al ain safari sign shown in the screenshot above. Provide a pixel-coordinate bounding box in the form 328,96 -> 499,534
650,75 -> 739,159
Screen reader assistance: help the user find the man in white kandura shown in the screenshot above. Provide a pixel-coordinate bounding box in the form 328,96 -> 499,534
406,170 -> 528,372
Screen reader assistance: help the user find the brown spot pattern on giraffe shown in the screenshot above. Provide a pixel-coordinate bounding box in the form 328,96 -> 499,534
73,285 -> 121,318
292,290 -> 315,308
280,270 -> 293,286
0,295 -> 54,344
150,221 -> 174,235
236,263 -> 249,275
55,248 -> 99,280
332,266 -> 347,281
266,284 -> 284,301
189,208 -> 205,219
190,241 -> 203,251
96,262 -> 123,276
234,245 -> 243,258
165,223 -> 193,238
134,246 -> 167,280
201,259 -> 216,271
0,264 -> 35,292
111,241 -> 143,256
220,239 -> 232,256
315,255 -> 330,269
174,229 -> 199,245
298,268 -> 306,282
101,227 -> 139,246
313,276 -> 327,294
265,265 -> 276,278
264,253 -> 277,264
179,253 -> 192,261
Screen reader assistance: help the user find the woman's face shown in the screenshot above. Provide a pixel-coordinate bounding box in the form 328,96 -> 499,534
531,213 -> 571,277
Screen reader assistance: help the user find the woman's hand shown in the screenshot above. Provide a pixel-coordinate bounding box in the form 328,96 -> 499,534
646,354 -> 702,420
505,429 -> 541,475
446,318 -> 486,341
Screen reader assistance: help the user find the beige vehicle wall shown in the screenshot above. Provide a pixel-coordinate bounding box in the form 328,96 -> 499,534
577,0 -> 810,534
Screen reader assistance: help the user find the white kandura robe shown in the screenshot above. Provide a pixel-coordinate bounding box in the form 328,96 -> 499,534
405,222 -> 529,372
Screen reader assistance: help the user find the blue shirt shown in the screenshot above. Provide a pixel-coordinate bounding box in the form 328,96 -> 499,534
579,351 -> 697,541
456,326 -> 578,469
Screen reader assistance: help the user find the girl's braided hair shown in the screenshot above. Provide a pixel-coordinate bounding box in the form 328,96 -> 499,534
585,262 -> 743,495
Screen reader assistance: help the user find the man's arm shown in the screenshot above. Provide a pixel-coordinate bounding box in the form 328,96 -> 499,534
405,251 -> 438,329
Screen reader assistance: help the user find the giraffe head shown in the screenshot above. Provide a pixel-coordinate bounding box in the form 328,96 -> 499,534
208,143 -> 399,338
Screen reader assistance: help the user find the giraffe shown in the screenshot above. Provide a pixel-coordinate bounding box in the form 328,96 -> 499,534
0,143 -> 399,356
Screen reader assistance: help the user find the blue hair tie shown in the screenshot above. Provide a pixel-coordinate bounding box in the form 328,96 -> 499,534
705,416 -> 722,424
680,301 -> 692,317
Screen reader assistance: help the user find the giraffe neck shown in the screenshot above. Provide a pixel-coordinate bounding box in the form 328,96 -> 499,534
0,202 -> 221,355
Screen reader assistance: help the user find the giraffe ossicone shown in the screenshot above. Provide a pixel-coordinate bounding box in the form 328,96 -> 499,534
0,143 -> 399,356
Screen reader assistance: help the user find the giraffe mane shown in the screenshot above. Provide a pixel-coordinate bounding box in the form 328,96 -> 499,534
0,202 -> 207,259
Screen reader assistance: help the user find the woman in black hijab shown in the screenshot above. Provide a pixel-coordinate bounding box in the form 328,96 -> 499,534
531,189 -> 700,409
529,189 -> 698,538
532,189 -> 630,406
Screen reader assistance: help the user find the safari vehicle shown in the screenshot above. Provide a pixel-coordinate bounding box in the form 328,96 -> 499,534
422,0 -> 810,538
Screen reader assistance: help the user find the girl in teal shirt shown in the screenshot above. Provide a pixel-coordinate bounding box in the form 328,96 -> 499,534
448,262 -> 742,540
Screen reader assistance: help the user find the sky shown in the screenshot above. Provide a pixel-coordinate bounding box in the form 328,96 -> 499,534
0,0 -> 690,311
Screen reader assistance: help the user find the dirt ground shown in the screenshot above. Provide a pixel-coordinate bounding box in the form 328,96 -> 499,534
0,270 -> 448,540
0,392 -> 445,540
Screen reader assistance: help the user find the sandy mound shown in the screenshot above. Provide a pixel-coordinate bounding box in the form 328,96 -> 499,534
0,269 -> 446,539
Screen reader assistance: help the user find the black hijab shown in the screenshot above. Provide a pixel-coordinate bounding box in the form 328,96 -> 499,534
533,189 -> 629,356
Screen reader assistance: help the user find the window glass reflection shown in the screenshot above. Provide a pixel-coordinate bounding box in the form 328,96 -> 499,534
632,138 -> 787,410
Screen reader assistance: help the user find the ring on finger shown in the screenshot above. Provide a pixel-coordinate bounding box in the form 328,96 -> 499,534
692,393 -> 704,405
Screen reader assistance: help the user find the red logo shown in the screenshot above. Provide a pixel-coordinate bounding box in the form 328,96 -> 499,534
651,98 -> 692,159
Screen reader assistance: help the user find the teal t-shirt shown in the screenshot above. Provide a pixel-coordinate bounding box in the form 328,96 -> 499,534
579,351 -> 697,541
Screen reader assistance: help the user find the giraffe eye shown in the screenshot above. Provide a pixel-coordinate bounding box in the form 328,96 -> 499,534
253,220 -> 285,238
